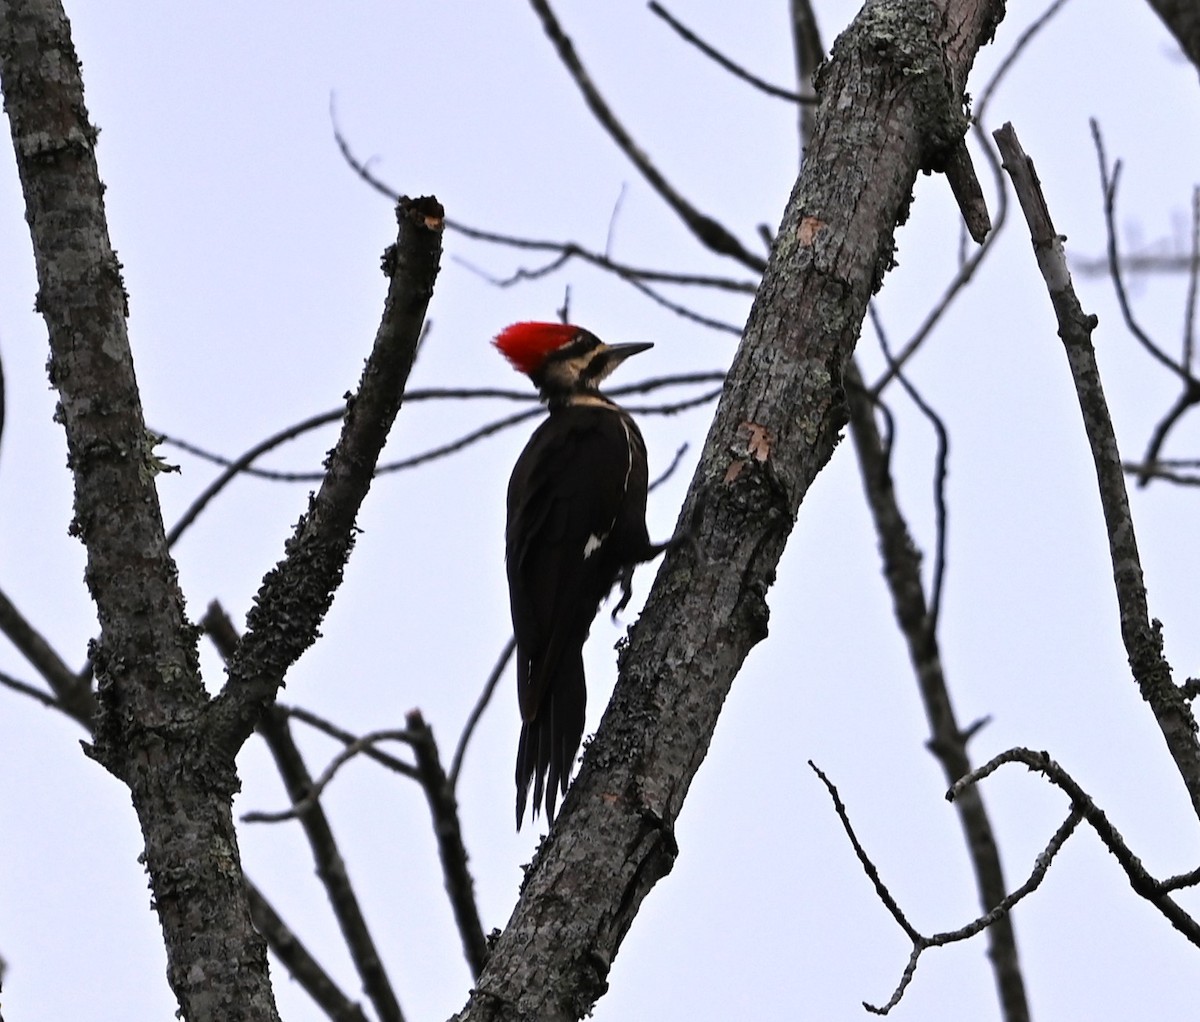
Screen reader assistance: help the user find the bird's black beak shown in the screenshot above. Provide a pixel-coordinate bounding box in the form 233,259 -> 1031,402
596,341 -> 653,375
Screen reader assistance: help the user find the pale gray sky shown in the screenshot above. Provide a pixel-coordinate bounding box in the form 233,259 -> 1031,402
2,3 -> 1198,1020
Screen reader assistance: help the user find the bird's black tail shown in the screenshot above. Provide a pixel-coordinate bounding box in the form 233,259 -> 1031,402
515,650 -> 586,829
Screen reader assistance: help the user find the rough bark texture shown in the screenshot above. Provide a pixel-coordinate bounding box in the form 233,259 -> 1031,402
0,2 -> 278,1019
450,2 -> 1005,1020
1,2 -> 443,1017
209,195 -> 443,754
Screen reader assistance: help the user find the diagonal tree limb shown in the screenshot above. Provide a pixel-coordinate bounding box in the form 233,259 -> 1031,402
845,363 -> 1031,1022
256,707 -> 408,1022
951,748 -> 1200,943
407,709 -> 489,979
208,196 -> 443,755
526,0 -> 767,273
244,881 -> 371,1022
994,121 -> 1200,818
0,586 -> 94,726
204,600 -> 407,1022
0,2 -> 286,1018
811,761 -> 1079,1015
648,2 -> 814,104
796,5 -> 1028,1014
448,2 -> 1006,1019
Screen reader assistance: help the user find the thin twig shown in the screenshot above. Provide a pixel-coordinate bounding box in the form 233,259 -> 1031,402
333,101 -> 762,294
286,705 -> 420,780
256,709 -> 407,1022
648,2 -> 814,103
1123,463 -> 1200,486
203,601 -> 407,1022
809,760 -> 1080,1016
951,748 -> 1200,944
1091,121 -> 1192,381
844,359 -> 1031,1022
869,309 -> 951,636
163,375 -> 725,487
527,0 -> 766,273
451,234 -> 757,293
649,442 -> 690,493
1091,122 -> 1200,489
450,637 -> 515,788
165,407 -> 343,545
0,670 -> 60,711
243,726 -> 419,824
809,762 -> 921,942
1183,186 -> 1199,373
0,587 -> 93,726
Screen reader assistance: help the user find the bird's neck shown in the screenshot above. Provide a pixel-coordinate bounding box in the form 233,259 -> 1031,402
543,388 -> 621,413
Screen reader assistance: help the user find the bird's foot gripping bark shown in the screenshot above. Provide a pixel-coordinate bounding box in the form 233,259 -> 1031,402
611,565 -> 638,621
609,529 -> 701,622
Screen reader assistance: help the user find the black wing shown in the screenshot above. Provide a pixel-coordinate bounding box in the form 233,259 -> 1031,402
506,404 -> 650,822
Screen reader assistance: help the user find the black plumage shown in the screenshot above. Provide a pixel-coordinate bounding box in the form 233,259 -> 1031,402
495,322 -> 660,828
507,403 -> 652,824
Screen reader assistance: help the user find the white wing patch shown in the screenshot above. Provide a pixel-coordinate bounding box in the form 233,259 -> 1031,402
582,414 -> 638,561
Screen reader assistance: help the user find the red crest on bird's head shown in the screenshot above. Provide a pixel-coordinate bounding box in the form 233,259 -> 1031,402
494,322 -> 579,376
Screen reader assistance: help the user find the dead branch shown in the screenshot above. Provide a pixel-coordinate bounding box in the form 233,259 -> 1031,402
811,761 -> 1079,1015
995,120 -> 1200,819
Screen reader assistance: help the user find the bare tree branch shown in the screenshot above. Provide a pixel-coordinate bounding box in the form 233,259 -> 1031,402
160,375 -> 723,494
451,637 -> 515,789
255,711 -> 409,1022
454,203 -> 745,292
244,881 -> 372,1022
844,361 -> 1030,1022
648,2 -> 814,103
1082,136 -> 1200,486
526,0 -> 767,273
208,196 -> 443,755
448,2 -> 1008,1017
407,710 -> 489,979
285,703 -> 420,780
1091,122 -> 1196,383
0,2 -> 287,1015
811,761 -> 1078,1015
203,602 -> 408,1022
165,408 -> 343,546
1183,186 -> 1199,372
0,586 -> 93,725
951,748 -> 1200,942
240,725 -> 418,825
995,121 -> 1200,818
0,669 -> 61,711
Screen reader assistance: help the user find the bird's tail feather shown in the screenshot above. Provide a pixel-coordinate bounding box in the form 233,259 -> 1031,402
515,651 -> 586,828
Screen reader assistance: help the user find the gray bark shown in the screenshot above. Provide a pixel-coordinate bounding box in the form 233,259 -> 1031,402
449,1 -> 1005,1019
0,2 -> 443,1018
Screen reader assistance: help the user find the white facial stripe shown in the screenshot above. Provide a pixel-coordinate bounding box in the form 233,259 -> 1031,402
583,532 -> 607,559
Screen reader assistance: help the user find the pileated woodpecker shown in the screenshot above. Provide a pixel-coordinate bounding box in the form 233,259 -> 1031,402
495,321 -> 663,828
